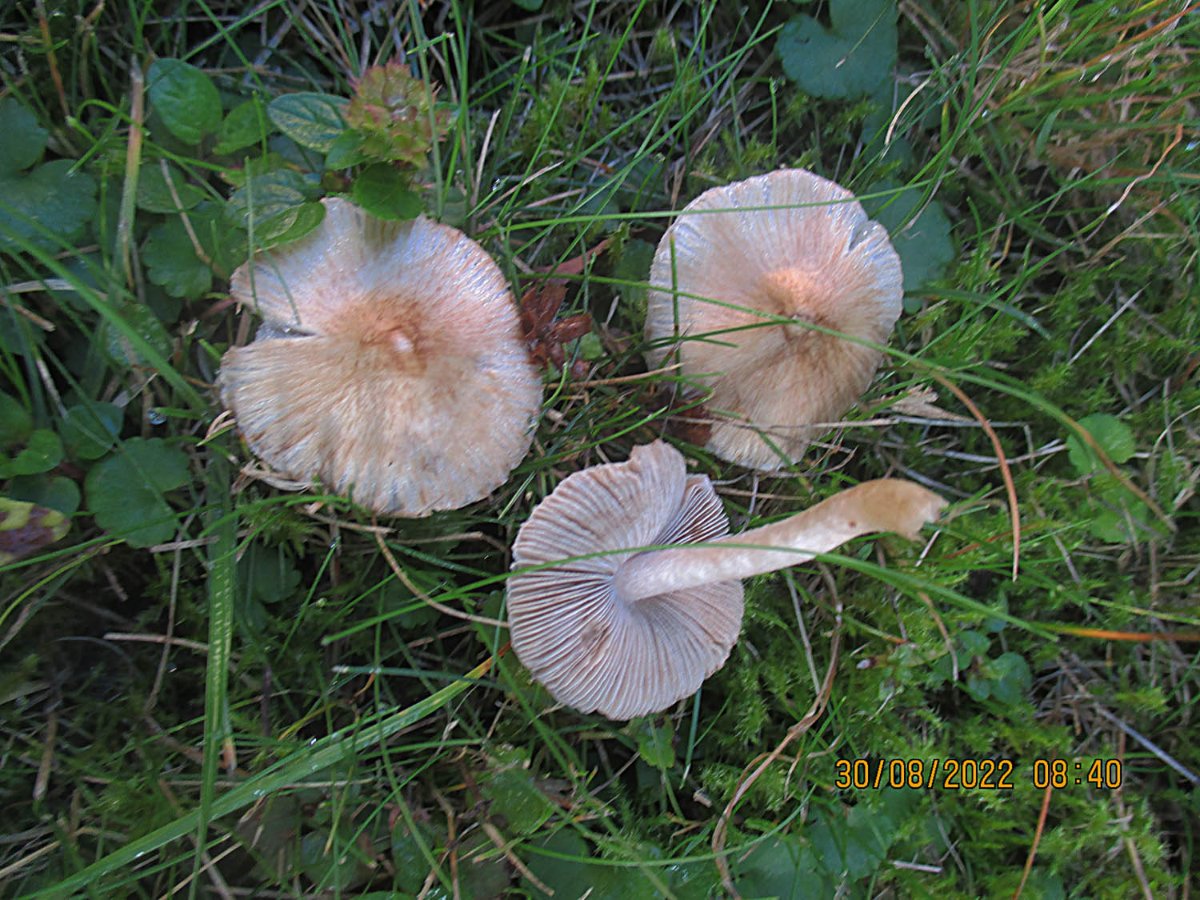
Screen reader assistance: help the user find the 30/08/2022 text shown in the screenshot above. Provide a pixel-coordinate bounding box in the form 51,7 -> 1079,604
833,758 -> 1124,791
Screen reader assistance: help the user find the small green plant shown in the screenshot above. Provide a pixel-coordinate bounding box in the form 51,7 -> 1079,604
1064,413 -> 1156,543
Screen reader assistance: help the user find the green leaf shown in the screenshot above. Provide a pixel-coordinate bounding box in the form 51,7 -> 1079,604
226,169 -> 323,246
987,652 -> 1032,706
9,474 -> 81,516
958,629 -> 990,661
863,181 -> 955,291
352,164 -> 421,220
1066,413 -> 1136,475
0,159 -> 97,255
777,0 -> 898,99
147,59 -> 223,145
0,392 -> 33,448
0,496 -> 70,565
239,544 -> 301,605
100,300 -> 173,368
612,238 -> 655,325
323,129 -> 368,169
523,831 -> 654,898
1087,477 -> 1154,543
267,92 -> 347,152
62,401 -> 123,460
511,0 -> 544,10
85,437 -> 189,547
216,98 -> 270,155
299,830 -> 368,891
390,820 -> 441,893
144,217 -> 213,298
265,200 -> 326,247
11,429 -> 63,476
632,718 -> 675,769
136,162 -> 205,213
482,767 -> 554,835
0,98 -> 49,175
735,835 -> 827,898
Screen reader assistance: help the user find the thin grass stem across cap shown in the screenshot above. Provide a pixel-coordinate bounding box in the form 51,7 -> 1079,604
507,441 -> 945,720
645,168 -> 903,470
218,198 -> 542,517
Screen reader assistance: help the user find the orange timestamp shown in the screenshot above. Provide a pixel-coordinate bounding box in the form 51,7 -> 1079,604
834,758 -> 1124,791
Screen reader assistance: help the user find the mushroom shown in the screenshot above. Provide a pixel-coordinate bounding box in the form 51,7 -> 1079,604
645,168 -> 903,470
507,441 -> 945,719
218,197 -> 542,516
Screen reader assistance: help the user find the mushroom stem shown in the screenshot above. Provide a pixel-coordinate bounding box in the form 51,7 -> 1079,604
615,479 -> 946,603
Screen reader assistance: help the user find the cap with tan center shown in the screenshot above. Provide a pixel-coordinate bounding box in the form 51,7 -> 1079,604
507,441 -> 743,720
218,197 -> 542,516
645,168 -> 903,470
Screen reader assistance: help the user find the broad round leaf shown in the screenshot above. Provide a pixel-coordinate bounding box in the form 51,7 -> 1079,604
100,300 -> 173,368
85,437 -> 189,547
226,170 -> 322,245
0,160 -> 97,255
62,402 -> 123,460
144,218 -> 213,299
11,429 -> 63,476
778,0 -> 898,99
9,474 -> 81,517
0,98 -> 48,175
147,59 -> 223,145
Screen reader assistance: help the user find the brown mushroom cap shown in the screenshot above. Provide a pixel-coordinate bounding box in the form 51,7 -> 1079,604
645,168 -> 903,470
218,198 -> 542,516
507,441 -> 743,720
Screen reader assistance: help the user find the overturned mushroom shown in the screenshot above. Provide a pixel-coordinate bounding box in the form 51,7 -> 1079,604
218,197 -> 542,516
507,441 -> 945,719
645,168 -> 903,470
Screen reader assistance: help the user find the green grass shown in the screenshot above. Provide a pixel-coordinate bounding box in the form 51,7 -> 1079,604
1,0 -> 1197,897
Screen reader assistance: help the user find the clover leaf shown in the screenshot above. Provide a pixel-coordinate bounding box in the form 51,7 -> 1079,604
777,0 -> 898,99
9,474 -> 80,517
62,402 -> 123,460
0,103 -> 97,259
0,98 -> 49,175
85,437 -> 189,547
7,429 -> 63,476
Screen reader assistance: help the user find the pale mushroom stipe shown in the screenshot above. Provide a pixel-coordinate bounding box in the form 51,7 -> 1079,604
506,441 -> 946,720
645,168 -> 903,470
218,197 -> 542,516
